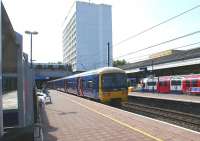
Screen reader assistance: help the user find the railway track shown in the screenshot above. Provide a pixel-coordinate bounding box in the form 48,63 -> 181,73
122,102 -> 200,132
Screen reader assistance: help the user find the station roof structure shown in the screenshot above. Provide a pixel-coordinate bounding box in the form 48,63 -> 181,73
121,48 -> 200,73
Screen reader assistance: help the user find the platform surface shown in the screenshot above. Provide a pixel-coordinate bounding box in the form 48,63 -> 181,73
129,92 -> 200,103
42,90 -> 200,141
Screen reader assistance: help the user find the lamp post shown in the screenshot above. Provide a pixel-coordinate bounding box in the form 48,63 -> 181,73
107,42 -> 110,67
25,31 -> 38,68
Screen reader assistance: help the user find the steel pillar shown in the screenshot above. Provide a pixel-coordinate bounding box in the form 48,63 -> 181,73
0,1 -> 4,137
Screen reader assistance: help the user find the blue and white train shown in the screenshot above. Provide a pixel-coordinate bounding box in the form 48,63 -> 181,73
47,67 -> 128,104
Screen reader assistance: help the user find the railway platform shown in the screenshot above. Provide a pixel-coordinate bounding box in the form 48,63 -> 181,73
41,90 -> 200,141
129,92 -> 200,103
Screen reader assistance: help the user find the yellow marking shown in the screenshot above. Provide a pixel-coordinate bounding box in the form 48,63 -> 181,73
67,97 -> 164,141
99,74 -> 103,101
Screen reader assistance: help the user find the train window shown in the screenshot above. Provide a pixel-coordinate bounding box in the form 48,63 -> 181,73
102,73 -> 127,91
159,82 -> 163,86
186,80 -> 190,87
82,80 -> 87,89
88,80 -> 93,88
147,82 -> 156,86
171,81 -> 175,85
127,78 -> 136,87
191,79 -> 198,87
159,81 -> 168,86
171,80 -> 181,85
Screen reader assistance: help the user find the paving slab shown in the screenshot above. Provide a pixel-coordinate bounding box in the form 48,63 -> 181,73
42,90 -> 200,141
129,92 -> 200,103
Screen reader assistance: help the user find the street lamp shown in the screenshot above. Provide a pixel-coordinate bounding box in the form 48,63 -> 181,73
25,31 -> 38,68
107,42 -> 110,67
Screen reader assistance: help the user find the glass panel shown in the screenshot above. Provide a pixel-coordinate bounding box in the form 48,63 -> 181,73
171,80 -> 181,85
186,80 -> 190,87
102,73 -> 127,91
147,82 -> 156,86
191,79 -> 198,87
159,81 -> 166,86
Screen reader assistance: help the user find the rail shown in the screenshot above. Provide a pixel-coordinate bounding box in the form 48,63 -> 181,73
122,102 -> 200,132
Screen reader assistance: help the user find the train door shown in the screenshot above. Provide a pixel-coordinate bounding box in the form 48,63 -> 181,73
158,80 -> 170,93
158,76 -> 171,93
182,79 -> 190,94
77,77 -> 84,96
190,78 -> 200,94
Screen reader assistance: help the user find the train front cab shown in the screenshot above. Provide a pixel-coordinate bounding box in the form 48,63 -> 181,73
146,77 -> 158,93
98,72 -> 128,104
170,76 -> 183,94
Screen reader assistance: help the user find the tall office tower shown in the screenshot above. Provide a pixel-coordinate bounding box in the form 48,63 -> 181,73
63,1 -> 112,71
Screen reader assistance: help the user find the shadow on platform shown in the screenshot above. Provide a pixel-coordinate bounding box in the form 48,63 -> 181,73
45,107 -> 77,116
41,107 -> 58,141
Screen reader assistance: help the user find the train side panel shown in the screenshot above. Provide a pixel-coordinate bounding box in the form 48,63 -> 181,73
81,74 -> 99,99
66,78 -> 78,95
55,80 -> 64,91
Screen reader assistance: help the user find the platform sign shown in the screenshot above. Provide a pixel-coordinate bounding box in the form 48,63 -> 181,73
0,1 -> 4,136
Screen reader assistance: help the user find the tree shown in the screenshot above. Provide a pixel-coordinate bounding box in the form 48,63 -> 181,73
113,59 -> 128,67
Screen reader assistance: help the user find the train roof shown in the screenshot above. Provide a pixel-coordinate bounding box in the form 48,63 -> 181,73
67,67 -> 125,78
183,74 -> 200,80
48,67 -> 125,82
159,76 -> 171,81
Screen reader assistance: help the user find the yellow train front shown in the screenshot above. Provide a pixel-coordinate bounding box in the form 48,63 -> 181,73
98,67 -> 128,104
48,67 -> 128,104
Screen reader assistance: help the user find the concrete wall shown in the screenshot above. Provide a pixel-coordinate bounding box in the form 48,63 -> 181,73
1,2 -> 35,135
2,4 -> 16,74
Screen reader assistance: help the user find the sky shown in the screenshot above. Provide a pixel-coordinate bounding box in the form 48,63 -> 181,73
2,0 -> 200,63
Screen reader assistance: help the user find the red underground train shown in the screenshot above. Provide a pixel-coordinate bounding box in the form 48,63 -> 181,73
141,74 -> 200,94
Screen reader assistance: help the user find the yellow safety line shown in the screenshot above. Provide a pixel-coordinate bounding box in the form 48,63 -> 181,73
67,97 -> 164,141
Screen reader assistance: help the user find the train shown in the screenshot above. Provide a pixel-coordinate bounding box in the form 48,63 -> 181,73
47,67 -> 128,104
140,74 -> 200,94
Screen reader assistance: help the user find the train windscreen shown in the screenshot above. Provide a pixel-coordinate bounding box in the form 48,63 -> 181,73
102,73 -> 127,91
171,80 -> 181,85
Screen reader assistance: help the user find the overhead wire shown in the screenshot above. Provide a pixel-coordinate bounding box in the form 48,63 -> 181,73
114,4 -> 200,47
114,30 -> 200,59
125,41 -> 200,62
